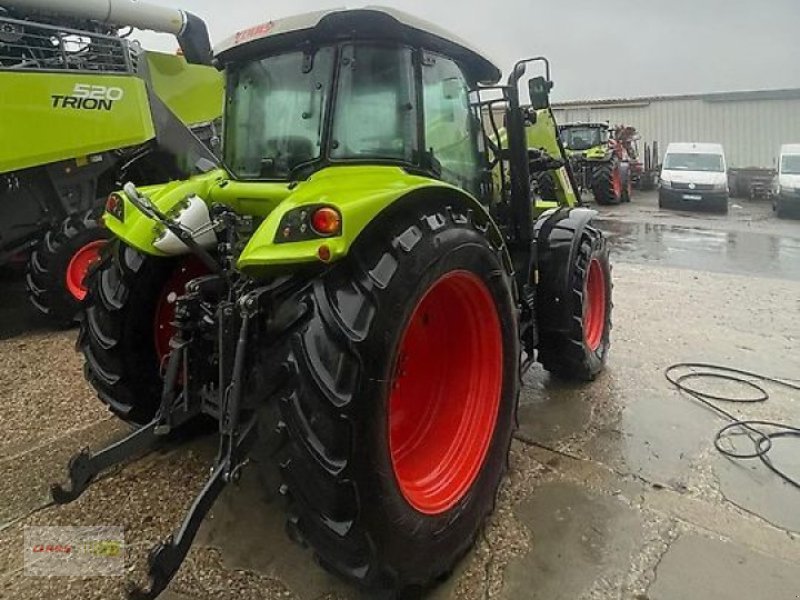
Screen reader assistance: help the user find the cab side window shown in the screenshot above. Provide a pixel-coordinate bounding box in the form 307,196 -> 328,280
421,51 -> 482,197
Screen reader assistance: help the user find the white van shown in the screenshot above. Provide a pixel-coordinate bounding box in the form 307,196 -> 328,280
775,144 -> 800,218
659,143 -> 728,214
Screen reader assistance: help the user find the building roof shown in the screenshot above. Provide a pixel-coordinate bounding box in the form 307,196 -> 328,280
214,7 -> 501,84
552,87 -> 800,108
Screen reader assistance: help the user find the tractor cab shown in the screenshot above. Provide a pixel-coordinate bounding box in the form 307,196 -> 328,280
215,8 -> 500,199
560,122 -> 611,154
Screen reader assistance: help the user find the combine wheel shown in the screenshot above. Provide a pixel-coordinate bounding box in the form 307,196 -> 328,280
258,202 -> 519,593
26,209 -> 109,326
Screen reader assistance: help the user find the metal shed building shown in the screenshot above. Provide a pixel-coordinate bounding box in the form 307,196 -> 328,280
550,88 -> 800,169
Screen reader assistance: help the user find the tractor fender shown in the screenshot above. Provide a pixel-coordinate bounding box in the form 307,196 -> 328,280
533,206 -> 598,331
381,185 -> 513,274
237,166 -> 512,276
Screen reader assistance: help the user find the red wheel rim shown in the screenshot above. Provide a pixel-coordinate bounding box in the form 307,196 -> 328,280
612,168 -> 622,199
65,240 -> 106,301
388,271 -> 503,515
584,258 -> 607,351
153,258 -> 208,362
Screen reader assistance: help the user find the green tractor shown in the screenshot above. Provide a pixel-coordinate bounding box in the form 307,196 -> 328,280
558,121 -> 636,205
52,8 -> 612,598
0,0 -> 222,325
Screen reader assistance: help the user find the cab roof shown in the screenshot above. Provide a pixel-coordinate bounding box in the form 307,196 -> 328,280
780,144 -> 800,155
214,7 -> 502,85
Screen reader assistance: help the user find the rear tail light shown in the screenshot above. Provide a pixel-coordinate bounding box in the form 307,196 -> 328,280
310,207 -> 342,236
106,193 -> 124,221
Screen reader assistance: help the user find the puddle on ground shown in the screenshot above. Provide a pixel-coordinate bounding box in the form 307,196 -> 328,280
586,391 -> 719,487
598,220 -> 800,281
503,481 -> 645,600
713,436 -> 800,533
518,365 -> 595,445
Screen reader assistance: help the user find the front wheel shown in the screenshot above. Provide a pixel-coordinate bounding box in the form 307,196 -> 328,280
537,224 -> 612,381
257,201 -> 519,593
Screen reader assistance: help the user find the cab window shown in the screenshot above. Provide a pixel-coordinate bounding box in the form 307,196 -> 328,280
421,51 -> 483,197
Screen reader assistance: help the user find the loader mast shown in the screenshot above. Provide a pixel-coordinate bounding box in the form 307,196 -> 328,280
505,61 -> 534,250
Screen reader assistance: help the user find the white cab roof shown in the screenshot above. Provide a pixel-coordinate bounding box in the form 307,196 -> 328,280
214,6 -> 501,83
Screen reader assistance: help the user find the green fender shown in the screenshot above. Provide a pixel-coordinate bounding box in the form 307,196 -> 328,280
103,165 -> 509,275
235,165 -> 507,272
584,145 -> 612,161
103,169 -> 227,255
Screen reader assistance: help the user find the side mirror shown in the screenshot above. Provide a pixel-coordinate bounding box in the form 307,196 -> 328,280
528,76 -> 554,110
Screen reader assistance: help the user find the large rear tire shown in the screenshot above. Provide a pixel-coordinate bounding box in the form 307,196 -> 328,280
78,241 -> 199,424
26,209 -> 109,327
537,223 -> 612,381
256,201 -> 519,593
591,159 -> 622,205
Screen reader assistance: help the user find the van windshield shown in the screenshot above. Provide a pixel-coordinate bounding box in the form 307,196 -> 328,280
664,153 -> 724,173
780,155 -> 800,175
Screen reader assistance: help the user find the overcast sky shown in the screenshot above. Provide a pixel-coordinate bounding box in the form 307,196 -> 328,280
134,0 -> 800,101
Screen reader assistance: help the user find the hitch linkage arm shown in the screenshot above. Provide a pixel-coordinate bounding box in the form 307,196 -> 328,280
129,290 -> 267,600
51,343 -> 195,504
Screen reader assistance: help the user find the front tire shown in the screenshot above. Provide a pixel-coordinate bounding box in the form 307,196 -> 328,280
257,201 -> 519,592
537,224 -> 612,381
26,209 -> 109,327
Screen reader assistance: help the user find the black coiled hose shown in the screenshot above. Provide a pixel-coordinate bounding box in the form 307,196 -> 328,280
665,363 -> 800,490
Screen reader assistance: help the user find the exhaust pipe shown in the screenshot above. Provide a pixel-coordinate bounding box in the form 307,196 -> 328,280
2,0 -> 212,64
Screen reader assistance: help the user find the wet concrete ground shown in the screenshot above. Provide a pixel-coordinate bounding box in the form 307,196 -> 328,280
1,191 -> 799,599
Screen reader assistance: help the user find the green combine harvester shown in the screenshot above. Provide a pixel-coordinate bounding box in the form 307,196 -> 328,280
0,0 -> 223,324
49,8 -> 613,598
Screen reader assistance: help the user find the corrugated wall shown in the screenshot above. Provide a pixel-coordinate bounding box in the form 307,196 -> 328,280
551,97 -> 800,168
